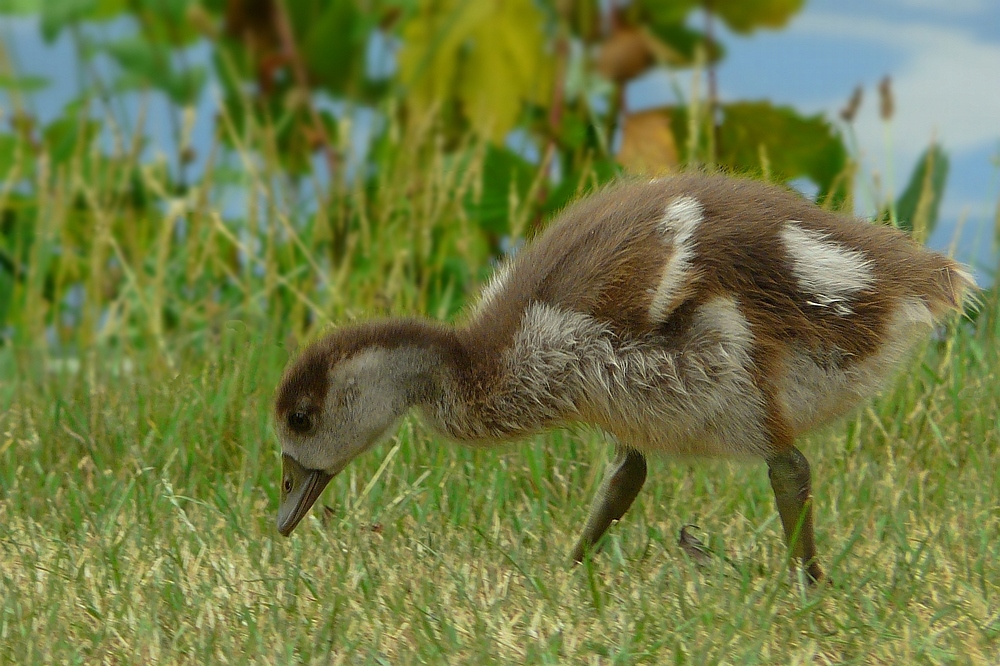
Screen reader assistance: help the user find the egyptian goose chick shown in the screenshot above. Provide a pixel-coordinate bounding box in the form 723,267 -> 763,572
274,173 -> 976,581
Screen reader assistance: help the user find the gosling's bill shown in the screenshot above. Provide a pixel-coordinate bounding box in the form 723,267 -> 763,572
277,454 -> 333,536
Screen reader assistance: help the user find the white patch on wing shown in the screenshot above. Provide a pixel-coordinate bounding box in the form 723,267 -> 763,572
676,296 -> 767,455
649,196 -> 704,322
781,222 -> 875,316
691,296 -> 756,352
778,296 -> 935,434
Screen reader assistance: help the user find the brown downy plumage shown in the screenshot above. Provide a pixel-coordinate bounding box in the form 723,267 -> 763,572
274,173 -> 976,581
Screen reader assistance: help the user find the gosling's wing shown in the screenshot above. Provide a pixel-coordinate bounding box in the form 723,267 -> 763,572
467,172 -> 973,355
469,178 -> 709,338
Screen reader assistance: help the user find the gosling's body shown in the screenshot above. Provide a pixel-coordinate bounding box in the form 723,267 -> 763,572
274,173 -> 975,580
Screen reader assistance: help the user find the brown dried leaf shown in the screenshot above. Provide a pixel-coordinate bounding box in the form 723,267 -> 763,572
595,27 -> 654,83
617,109 -> 679,175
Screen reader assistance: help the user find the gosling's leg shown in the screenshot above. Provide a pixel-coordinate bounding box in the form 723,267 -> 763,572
571,447 -> 647,563
766,446 -> 824,583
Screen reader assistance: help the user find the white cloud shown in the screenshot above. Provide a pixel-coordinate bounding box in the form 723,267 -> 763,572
887,0 -> 992,14
798,15 -> 1000,149
796,14 -> 1000,184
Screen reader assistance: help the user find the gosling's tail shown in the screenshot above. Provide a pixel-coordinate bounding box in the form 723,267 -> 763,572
926,261 -> 978,318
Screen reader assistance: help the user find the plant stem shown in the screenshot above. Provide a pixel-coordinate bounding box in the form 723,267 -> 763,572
274,0 -> 341,199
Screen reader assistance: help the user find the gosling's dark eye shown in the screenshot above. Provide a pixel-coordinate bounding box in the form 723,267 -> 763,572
288,410 -> 312,433
283,477 -> 293,493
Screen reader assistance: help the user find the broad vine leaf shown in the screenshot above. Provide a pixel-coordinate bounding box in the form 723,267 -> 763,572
44,112 -> 101,165
296,0 -> 370,96
633,0 -> 698,27
0,0 -> 42,14
143,0 -> 188,25
399,0 -> 553,142
711,0 -> 804,34
39,0 -> 126,42
631,0 -> 726,66
643,22 -> 725,66
896,144 -> 949,243
129,0 -> 201,46
714,101 -> 848,201
40,0 -> 94,41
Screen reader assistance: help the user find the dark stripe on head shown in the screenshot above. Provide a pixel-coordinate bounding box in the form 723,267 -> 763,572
274,319 -> 467,417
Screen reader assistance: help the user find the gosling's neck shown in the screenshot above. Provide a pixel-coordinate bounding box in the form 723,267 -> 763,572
343,315 -> 591,445
333,317 -> 471,405
421,305 -> 610,443
332,318 -> 486,440
377,319 -> 503,443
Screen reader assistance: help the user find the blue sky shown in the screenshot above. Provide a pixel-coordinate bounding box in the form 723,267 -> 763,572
2,0 -> 998,279
630,0 -> 1000,279
724,0 -> 1000,221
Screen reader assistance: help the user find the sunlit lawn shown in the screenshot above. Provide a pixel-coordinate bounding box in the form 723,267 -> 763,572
0,93 -> 997,663
2,289 -> 998,663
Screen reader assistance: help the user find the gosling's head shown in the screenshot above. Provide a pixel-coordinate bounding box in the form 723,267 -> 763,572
273,321 -> 451,536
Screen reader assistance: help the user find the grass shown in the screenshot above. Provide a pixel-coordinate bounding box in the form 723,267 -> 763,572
1,111 -> 999,663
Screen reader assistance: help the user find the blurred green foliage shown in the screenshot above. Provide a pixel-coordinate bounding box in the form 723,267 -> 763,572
0,0 -> 951,345
896,144 -> 949,243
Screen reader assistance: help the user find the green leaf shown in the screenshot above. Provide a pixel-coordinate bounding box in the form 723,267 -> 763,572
399,4 -> 471,121
399,0 -> 553,142
0,134 -> 22,177
40,0 -> 94,41
643,22 -> 725,66
711,0 -> 804,34
464,145 -> 537,236
558,114 -> 589,150
298,0 -> 370,96
633,0 -> 698,27
712,101 -> 849,202
0,254 -> 13,334
44,113 -> 100,165
0,75 -> 50,92
92,0 -> 126,19
130,0 -> 200,46
0,0 -> 43,14
896,144 -> 949,243
0,192 -> 38,335
634,0 -> 727,66
37,0 -> 124,40
104,37 -> 205,105
137,0 -> 188,28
